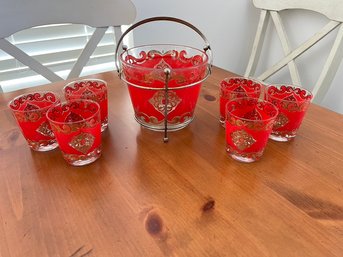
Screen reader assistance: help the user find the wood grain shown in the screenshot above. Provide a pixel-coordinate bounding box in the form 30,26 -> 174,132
0,67 -> 342,257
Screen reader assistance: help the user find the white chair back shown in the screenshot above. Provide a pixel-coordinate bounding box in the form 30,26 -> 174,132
245,0 -> 343,103
0,0 -> 136,91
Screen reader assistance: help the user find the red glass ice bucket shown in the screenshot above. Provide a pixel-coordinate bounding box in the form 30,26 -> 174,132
116,17 -> 212,136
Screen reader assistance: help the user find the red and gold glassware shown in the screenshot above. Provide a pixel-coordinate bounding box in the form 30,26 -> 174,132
63,79 -> 108,132
266,84 -> 313,142
115,17 -> 212,142
8,91 -> 60,151
220,77 -> 263,126
46,100 -> 102,166
120,44 -> 209,131
225,97 -> 278,163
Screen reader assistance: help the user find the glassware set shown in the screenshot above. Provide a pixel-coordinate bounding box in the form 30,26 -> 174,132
8,79 -> 108,166
7,17 -> 313,166
220,77 -> 313,163
8,17 -> 213,166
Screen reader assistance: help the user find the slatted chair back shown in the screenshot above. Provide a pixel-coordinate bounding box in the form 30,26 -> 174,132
245,0 -> 343,103
0,0 -> 136,91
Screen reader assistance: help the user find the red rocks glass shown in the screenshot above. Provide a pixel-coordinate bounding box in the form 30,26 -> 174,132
220,77 -> 262,126
46,100 -> 101,166
63,79 -> 108,132
266,85 -> 312,142
226,97 -> 278,163
8,91 -> 60,151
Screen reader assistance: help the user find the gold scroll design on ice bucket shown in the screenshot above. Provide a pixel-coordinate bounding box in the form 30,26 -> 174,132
136,110 -> 192,125
149,59 -> 181,117
125,50 -> 201,86
129,53 -> 199,125
141,59 -> 191,124
149,91 -> 181,115
135,90 -> 185,125
145,58 -> 188,85
146,58 -> 185,125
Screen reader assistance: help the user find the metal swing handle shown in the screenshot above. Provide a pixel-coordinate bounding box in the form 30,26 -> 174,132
114,16 -> 213,75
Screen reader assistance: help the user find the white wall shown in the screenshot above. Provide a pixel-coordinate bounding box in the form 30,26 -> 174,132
130,0 -> 343,114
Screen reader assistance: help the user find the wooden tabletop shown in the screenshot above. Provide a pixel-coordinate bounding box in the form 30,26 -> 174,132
0,67 -> 343,257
